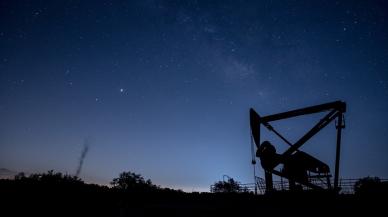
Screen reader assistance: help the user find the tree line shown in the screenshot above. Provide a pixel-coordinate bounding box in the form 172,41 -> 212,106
1,170 -> 387,195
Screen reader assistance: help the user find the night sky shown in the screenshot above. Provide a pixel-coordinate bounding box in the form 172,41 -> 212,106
1,0 -> 387,192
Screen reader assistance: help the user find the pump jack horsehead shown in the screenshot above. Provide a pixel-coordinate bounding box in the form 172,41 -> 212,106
250,101 -> 346,193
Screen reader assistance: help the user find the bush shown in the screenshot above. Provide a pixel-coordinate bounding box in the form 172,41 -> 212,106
354,176 -> 388,195
14,170 -> 84,185
111,171 -> 158,192
212,177 -> 244,193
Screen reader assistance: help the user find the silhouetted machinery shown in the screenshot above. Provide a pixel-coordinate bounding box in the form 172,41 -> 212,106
250,101 -> 346,193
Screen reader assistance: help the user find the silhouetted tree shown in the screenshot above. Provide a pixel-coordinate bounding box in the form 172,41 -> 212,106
212,178 -> 242,193
354,176 -> 388,195
111,171 -> 157,192
14,172 -> 26,180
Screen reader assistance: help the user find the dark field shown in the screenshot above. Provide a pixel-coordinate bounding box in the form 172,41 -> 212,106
1,179 -> 386,217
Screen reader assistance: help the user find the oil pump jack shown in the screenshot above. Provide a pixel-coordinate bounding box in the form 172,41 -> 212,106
250,101 -> 346,193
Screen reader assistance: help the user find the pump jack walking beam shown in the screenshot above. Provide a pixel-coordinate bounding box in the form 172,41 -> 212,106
250,101 -> 346,191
